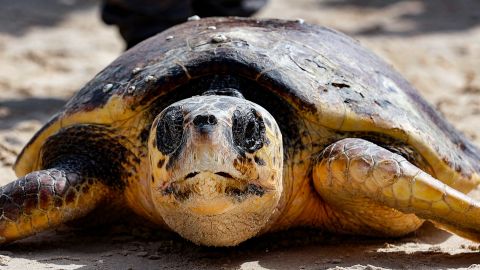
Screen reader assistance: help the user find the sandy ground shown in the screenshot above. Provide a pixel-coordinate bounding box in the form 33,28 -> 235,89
1,0 -> 480,269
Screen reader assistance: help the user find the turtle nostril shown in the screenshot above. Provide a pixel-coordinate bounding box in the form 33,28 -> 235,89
193,114 -> 217,127
208,115 -> 217,125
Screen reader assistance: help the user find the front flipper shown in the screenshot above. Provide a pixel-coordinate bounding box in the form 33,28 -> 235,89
313,138 -> 480,241
0,159 -> 112,244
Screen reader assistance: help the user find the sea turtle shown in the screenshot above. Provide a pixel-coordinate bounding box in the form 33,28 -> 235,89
2,17 -> 480,247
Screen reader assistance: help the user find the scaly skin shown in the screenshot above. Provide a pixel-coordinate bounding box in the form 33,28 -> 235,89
0,161 -> 111,244
313,138 -> 480,241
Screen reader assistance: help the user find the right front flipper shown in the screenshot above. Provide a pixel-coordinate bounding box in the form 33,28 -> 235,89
313,138 -> 480,241
0,161 -> 112,244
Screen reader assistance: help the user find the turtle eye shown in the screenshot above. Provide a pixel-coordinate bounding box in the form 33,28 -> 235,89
232,109 -> 266,153
156,106 -> 184,154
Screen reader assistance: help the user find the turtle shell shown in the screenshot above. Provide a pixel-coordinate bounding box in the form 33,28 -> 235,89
15,17 -> 480,192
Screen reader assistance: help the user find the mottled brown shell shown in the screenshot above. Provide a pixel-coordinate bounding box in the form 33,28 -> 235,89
15,17 -> 480,192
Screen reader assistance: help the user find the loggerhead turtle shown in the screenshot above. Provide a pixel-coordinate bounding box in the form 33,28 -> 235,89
1,17 -> 480,246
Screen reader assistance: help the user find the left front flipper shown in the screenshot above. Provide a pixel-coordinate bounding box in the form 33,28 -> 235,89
313,138 -> 480,241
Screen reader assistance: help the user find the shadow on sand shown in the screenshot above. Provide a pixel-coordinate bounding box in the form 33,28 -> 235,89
0,0 -> 98,36
320,0 -> 480,36
0,98 -> 65,130
1,222 -> 476,270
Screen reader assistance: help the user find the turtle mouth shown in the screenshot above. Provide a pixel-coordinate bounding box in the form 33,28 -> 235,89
162,171 -> 265,201
183,171 -> 235,180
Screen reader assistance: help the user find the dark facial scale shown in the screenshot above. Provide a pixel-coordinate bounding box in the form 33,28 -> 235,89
232,108 -> 266,155
155,106 -> 184,155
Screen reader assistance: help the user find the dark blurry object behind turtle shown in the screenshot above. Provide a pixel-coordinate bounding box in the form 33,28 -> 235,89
101,0 -> 268,48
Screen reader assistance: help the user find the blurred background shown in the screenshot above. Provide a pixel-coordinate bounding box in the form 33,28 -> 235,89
0,0 -> 479,269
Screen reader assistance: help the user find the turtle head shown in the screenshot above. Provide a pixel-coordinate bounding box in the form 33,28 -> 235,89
148,92 -> 283,246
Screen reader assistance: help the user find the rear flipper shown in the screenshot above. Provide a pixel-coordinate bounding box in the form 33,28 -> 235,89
313,138 -> 480,241
0,159 -> 112,244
